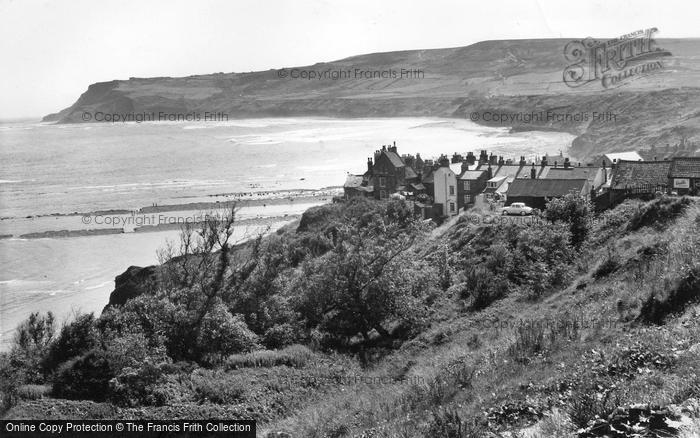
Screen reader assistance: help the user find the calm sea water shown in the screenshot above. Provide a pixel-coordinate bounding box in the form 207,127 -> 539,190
0,117 -> 574,349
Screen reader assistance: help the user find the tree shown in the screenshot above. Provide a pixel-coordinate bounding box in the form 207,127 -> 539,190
297,200 -> 429,344
545,194 -> 593,247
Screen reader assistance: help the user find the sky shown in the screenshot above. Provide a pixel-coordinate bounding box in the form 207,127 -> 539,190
0,0 -> 698,119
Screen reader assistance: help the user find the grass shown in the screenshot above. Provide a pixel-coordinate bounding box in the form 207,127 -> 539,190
224,345 -> 315,370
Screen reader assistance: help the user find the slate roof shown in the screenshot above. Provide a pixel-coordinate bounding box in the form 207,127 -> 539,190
507,179 -> 588,197
610,160 -> 671,189
384,150 -> 405,168
669,157 -> 700,178
405,166 -> 418,179
493,165 -> 524,179
545,167 -> 601,183
459,170 -> 487,180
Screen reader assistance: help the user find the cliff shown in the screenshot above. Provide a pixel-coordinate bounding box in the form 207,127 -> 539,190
44,38 -> 700,159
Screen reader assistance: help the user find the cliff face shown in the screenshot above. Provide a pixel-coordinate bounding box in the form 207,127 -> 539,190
45,38 -> 700,159
104,265 -> 158,311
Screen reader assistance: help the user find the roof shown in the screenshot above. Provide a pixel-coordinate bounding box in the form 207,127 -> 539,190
669,157 -> 700,178
410,182 -> 426,191
605,151 -> 643,163
460,170 -> 487,180
610,160 -> 672,189
405,166 -> 418,179
545,167 -> 601,183
344,175 -> 364,188
449,163 -> 464,177
422,167 -> 435,184
507,179 -> 588,197
493,165 -> 524,179
384,150 -> 405,168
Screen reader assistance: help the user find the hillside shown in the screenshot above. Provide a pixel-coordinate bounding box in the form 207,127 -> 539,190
2,195 -> 699,437
43,39 -> 700,160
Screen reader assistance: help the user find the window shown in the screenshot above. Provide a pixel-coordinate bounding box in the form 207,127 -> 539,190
379,176 -> 386,188
463,181 -> 470,191
449,202 -> 455,212
464,194 -> 471,204
379,190 -> 386,199
449,185 -> 455,195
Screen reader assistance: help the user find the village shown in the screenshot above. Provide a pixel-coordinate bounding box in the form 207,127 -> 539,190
343,141 -> 700,219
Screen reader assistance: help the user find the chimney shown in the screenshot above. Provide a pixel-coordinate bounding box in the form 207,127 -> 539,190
487,164 -> 493,179
479,150 -> 489,164
531,163 -> 537,179
466,152 -> 476,165
602,160 -> 607,182
564,158 -> 571,169
519,156 -> 526,167
554,161 -> 558,168
439,155 -> 450,167
498,156 -> 505,166
541,156 -> 548,167
461,161 -> 469,173
489,153 -> 497,165
367,157 -> 373,172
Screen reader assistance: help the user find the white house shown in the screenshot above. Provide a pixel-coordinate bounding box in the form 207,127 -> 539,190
433,162 -> 458,216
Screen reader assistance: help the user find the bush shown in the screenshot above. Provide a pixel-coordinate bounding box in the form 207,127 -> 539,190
545,194 -> 593,247
638,266 -> 700,324
593,247 -> 621,279
10,312 -> 56,383
463,266 -> 508,310
627,196 -> 691,232
52,349 -> 112,401
262,324 -> 300,349
196,303 -> 259,358
191,370 -> 247,404
109,359 -> 174,407
44,313 -> 99,373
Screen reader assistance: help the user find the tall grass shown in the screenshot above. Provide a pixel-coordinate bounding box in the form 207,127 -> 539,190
224,344 -> 315,370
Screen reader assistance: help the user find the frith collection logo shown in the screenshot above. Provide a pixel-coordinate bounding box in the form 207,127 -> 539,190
563,28 -> 672,89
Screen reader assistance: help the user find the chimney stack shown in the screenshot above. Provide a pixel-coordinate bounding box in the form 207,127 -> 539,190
519,156 -> 526,167
564,158 -> 571,169
466,151 -> 476,165
498,156 -> 505,166
367,157 -> 373,172
530,163 -> 537,179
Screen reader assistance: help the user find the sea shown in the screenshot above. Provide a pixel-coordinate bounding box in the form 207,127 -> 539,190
0,117 -> 575,349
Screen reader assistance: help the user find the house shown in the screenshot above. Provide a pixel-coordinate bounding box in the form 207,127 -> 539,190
506,179 -> 590,210
432,156 -> 459,217
366,142 -> 419,199
457,169 -> 489,210
603,151 -> 643,168
343,174 -> 373,199
669,156 -> 700,194
482,157 -> 529,198
609,160 -> 672,192
544,165 -> 606,191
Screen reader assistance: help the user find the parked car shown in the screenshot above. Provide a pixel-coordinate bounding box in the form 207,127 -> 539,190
501,202 -> 533,216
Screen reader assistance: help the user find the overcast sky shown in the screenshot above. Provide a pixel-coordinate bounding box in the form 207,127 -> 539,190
0,0 -> 698,119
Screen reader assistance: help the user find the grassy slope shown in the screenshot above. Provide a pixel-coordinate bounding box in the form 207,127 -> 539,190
256,199 -> 700,437
7,198 -> 700,437
44,39 -> 700,160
